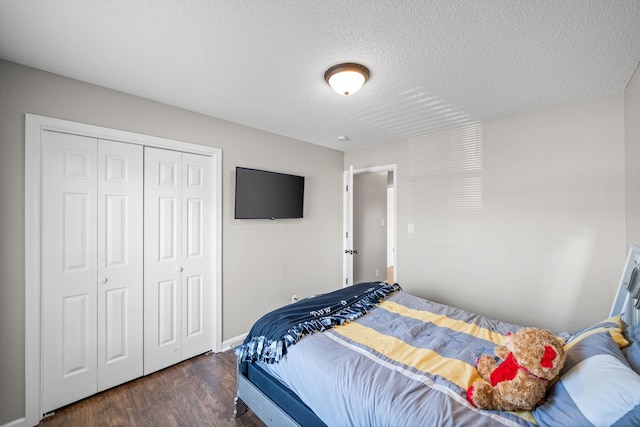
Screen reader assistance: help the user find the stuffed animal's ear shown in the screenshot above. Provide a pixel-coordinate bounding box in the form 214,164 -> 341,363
540,345 -> 556,368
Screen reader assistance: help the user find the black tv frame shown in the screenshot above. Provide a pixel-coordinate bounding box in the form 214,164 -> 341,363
234,167 -> 305,220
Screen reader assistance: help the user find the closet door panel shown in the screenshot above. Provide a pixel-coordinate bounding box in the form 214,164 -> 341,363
41,131 -> 98,413
144,147 -> 182,375
181,153 -> 213,359
97,140 -> 143,391
159,197 -> 179,261
158,279 -> 179,345
186,275 -> 203,336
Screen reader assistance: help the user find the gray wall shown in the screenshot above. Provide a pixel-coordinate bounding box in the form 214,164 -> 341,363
626,62 -> 640,250
346,94 -> 629,333
0,59 -> 344,425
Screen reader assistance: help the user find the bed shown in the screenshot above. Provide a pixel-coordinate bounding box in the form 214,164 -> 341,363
234,246 -> 640,426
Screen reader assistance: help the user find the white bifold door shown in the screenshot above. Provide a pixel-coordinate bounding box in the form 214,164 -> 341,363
143,147 -> 213,375
41,131 -> 143,413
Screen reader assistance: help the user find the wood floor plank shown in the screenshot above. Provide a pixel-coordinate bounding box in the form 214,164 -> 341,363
38,350 -> 266,427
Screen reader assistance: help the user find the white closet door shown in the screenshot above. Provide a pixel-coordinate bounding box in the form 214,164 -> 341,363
42,132 -> 145,412
181,152 -> 213,360
42,131 -> 98,413
144,147 -> 183,374
97,140 -> 144,391
144,148 -> 213,374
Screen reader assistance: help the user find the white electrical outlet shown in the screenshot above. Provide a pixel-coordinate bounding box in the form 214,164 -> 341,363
291,294 -> 298,303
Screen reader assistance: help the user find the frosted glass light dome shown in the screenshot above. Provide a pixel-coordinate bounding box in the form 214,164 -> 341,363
324,63 -> 370,96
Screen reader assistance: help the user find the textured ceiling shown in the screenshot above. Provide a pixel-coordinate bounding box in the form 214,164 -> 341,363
1,0 -> 640,151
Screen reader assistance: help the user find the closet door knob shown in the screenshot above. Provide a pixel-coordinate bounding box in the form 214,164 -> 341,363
99,277 -> 108,284
178,267 -> 184,273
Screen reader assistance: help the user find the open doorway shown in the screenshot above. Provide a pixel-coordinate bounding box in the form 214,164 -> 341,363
344,165 -> 397,286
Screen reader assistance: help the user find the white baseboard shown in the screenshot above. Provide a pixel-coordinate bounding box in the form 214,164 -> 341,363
1,417 -> 26,427
222,333 -> 248,351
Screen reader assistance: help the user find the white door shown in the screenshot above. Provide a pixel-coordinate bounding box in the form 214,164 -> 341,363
42,131 -> 99,413
343,166 -> 354,286
343,165 -> 398,287
180,152 -> 213,360
96,140 -> 144,391
41,132 -> 144,412
144,147 -> 213,374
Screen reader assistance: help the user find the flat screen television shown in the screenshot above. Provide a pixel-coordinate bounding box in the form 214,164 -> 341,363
234,167 -> 305,219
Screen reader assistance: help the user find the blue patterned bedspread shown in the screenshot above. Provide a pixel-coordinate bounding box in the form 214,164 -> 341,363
259,291 -> 539,427
235,282 -> 401,364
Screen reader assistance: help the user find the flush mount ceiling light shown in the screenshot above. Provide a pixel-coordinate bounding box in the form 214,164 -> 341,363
324,63 -> 370,96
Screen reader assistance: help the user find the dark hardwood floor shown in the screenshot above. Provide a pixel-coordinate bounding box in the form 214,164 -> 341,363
38,350 -> 266,427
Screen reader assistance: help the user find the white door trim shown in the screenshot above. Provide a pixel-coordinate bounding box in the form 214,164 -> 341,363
24,114 -> 223,426
343,164 -> 397,286
343,166 -> 354,286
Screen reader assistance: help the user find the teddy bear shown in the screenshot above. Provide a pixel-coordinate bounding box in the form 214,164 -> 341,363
466,327 -> 566,411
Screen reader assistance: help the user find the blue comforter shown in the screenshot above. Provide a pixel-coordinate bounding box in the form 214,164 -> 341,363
259,291 -> 539,426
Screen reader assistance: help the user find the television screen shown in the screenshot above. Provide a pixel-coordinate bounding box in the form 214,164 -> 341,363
234,167 -> 305,219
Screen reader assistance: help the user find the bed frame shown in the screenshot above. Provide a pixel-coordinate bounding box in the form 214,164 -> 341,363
234,361 -> 298,426
234,360 -> 325,426
610,244 -> 640,327
235,245 -> 640,426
